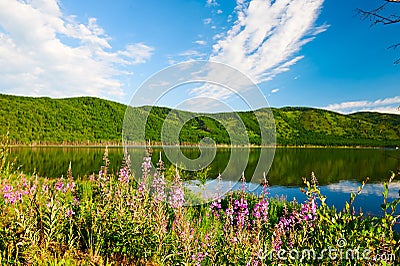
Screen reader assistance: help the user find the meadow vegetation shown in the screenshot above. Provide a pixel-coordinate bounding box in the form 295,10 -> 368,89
0,134 -> 399,265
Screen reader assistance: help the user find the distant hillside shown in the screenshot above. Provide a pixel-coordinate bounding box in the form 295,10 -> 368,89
1,94 -> 399,146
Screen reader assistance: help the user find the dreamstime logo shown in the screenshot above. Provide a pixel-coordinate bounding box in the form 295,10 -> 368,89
122,61 -> 276,205
257,238 -> 396,262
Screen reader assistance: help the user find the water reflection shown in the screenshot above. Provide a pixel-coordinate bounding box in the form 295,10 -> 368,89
9,147 -> 400,185
326,180 -> 400,198
7,146 -> 400,216
186,178 -> 400,218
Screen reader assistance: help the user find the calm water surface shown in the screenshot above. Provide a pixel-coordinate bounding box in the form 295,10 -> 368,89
9,147 -> 400,216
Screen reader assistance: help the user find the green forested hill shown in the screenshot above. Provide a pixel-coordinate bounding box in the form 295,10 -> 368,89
1,94 -> 399,146
0,94 -> 126,144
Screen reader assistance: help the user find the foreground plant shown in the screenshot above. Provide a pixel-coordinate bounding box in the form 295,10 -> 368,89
0,134 -> 399,265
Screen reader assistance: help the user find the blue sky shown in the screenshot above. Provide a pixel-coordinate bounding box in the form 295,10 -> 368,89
0,0 -> 399,114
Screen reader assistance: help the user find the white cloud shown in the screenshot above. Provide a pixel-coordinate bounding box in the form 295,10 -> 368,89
203,18 -> 212,25
174,96 -> 234,113
167,59 -> 176,65
169,50 -> 207,63
325,96 -> 400,114
271,88 -> 279,93
178,50 -> 206,57
149,81 -> 170,88
0,0 -> 154,98
185,0 -> 325,102
217,9 -> 223,14
194,40 -> 207,45
209,0 -> 326,84
206,0 -> 218,7
213,33 -> 224,40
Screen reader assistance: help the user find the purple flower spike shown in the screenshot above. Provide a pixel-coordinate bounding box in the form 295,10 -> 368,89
118,167 -> 130,183
151,173 -> 166,203
252,198 -> 269,222
168,169 -> 185,208
66,208 -> 75,217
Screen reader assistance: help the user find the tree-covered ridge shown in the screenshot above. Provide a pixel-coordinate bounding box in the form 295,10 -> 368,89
272,107 -> 400,146
1,94 -> 399,146
0,94 -> 126,144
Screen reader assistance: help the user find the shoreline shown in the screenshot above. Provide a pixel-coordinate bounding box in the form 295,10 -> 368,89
9,143 -> 399,150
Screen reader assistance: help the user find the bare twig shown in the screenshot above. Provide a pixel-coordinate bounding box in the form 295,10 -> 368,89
358,0 -> 400,64
357,8 -> 400,25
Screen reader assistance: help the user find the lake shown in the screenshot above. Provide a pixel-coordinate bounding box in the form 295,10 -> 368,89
9,146 -> 400,216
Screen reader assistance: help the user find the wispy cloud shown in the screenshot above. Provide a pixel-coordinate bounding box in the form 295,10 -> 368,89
210,0 -> 326,84
203,18 -> 212,25
178,50 -> 207,59
185,0 -> 326,103
325,96 -> 400,114
206,0 -> 219,7
271,88 -> 280,94
194,40 -> 207,45
0,0 -> 153,98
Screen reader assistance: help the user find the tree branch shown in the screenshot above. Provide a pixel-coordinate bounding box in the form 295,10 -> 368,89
357,8 -> 400,25
358,0 -> 400,64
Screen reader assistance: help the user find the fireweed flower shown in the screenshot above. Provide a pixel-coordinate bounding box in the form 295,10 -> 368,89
55,180 -> 65,192
141,156 -> 152,179
233,197 -> 249,228
136,156 -> 152,197
252,198 -> 268,222
41,184 -> 49,194
261,173 -> 270,198
73,197 -> 80,206
15,192 -> 23,204
21,178 -> 28,188
168,169 -> 185,208
300,197 -> 317,222
66,181 -> 75,192
66,208 -> 75,217
191,252 -> 207,266
246,259 -> 261,266
5,193 -> 15,204
210,199 -> 222,217
240,172 -> 247,193
2,185 -> 24,205
99,170 -> 109,183
2,191 -> 12,203
29,185 -> 37,195
151,173 -> 166,203
225,207 -> 235,227
168,183 -> 185,208
3,184 -> 13,193
273,198 -> 317,251
137,181 -> 147,199
118,167 -> 130,183
226,207 -> 234,218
